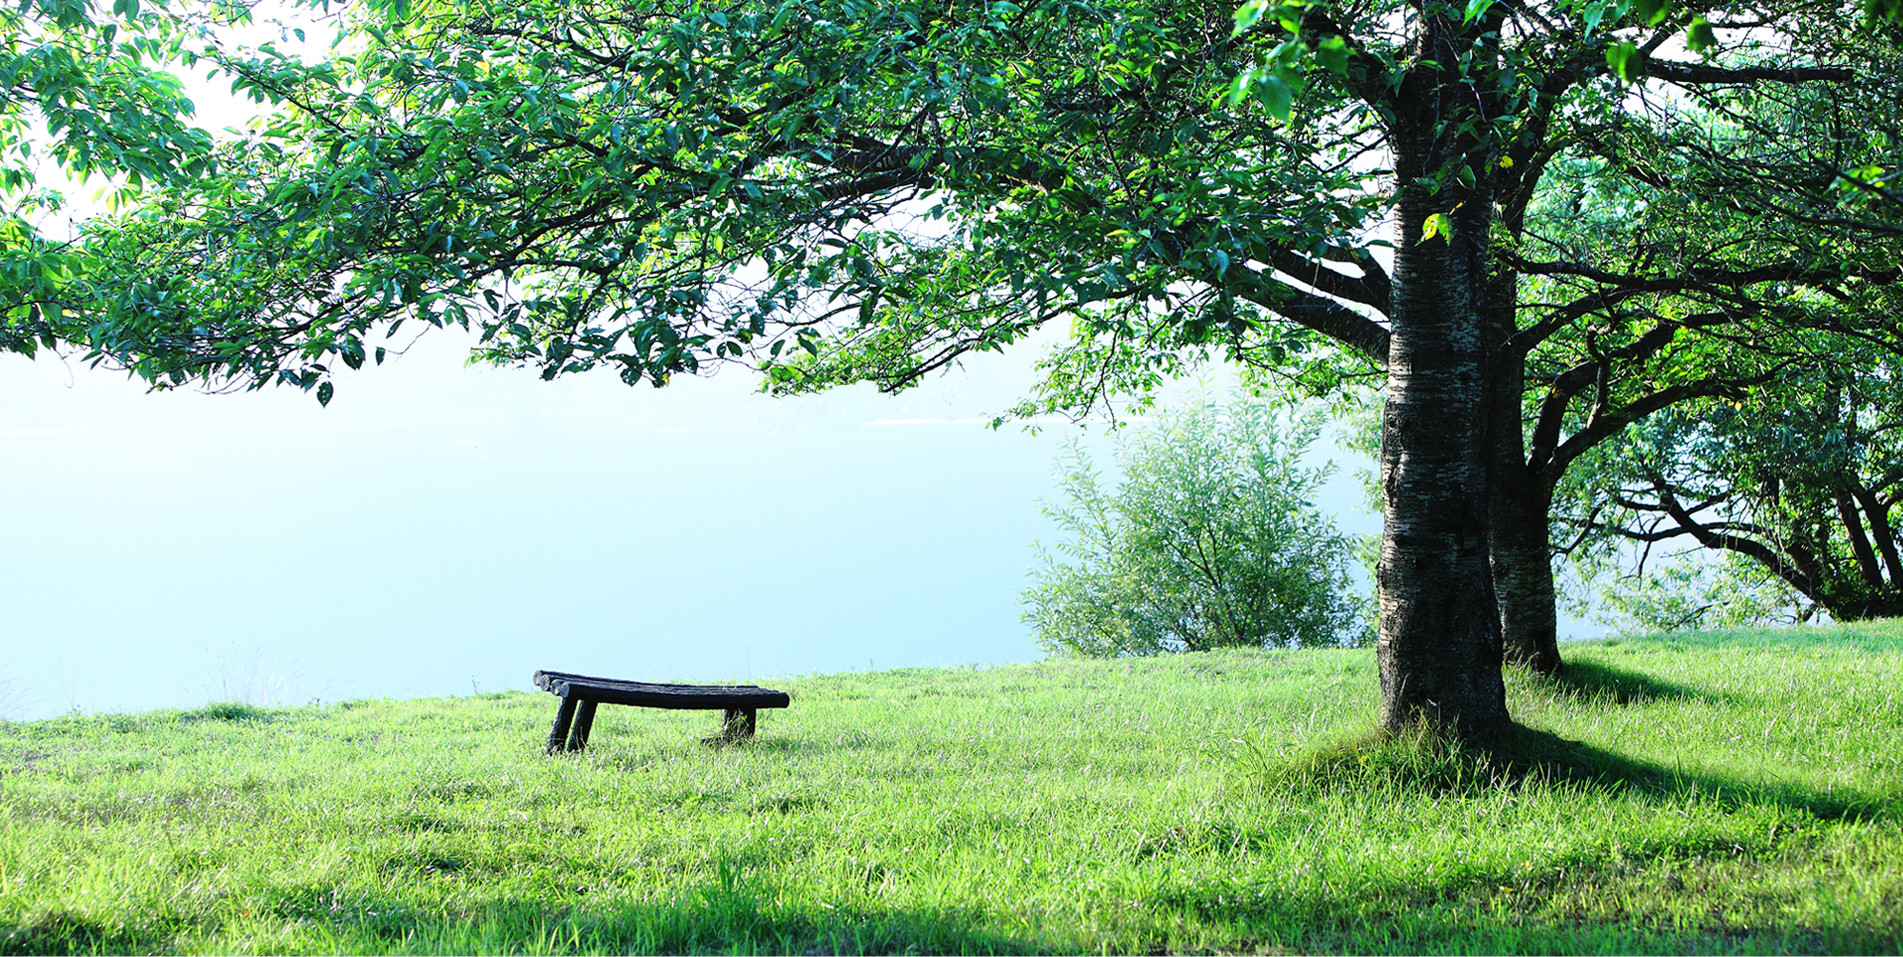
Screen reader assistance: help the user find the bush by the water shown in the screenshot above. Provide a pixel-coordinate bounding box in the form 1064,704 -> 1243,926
1023,395 -> 1367,656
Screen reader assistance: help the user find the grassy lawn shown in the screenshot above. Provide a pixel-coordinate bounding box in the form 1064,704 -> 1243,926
2,624 -> 1900,954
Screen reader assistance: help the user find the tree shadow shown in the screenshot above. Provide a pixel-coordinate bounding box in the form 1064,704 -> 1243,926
0,908 -> 143,955
1236,721 -> 1900,951
581,733 -> 874,772
1279,722 -> 1893,824
494,893 -> 1049,955
1,879 -> 1060,955
1488,723 -> 1889,820
1527,658 -> 1716,705
1145,875 -> 1892,955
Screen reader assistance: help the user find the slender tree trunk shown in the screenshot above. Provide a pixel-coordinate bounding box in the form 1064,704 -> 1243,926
1492,481 -> 1563,673
1481,258 -> 1565,675
1836,493 -> 1884,588
1376,57 -> 1509,736
1854,485 -> 1903,584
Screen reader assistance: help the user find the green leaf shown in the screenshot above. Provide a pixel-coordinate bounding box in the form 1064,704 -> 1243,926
1634,0 -> 1671,26
316,381 -> 334,406
1462,0 -> 1495,22
1232,0 -> 1270,35
1606,41 -> 1643,82
1258,73 -> 1296,122
1420,212 -> 1454,244
1225,71 -> 1252,108
1580,1 -> 1608,35
1685,15 -> 1716,54
1313,35 -> 1349,77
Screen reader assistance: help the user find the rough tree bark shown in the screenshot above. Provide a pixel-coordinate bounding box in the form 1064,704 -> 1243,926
1483,254 -> 1566,675
1491,481 -> 1563,673
1375,17 -> 1510,736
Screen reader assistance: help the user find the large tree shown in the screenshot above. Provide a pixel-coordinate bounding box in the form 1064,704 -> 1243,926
1484,31 -> 1903,671
71,0 -> 1903,737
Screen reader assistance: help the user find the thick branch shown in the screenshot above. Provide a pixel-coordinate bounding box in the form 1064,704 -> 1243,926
1225,263 -> 1390,367
1507,255 -> 1902,291
1646,60 -> 1855,86
1543,372 -> 1769,485
1856,485 -> 1903,586
1525,312 -> 1734,473
1837,493 -> 1885,588
1654,484 -> 1824,600
1262,245 -> 1393,317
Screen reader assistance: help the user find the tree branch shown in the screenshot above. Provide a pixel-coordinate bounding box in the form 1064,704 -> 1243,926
1543,373 -> 1762,484
1645,60 -> 1855,86
1652,483 -> 1824,600
1224,262 -> 1390,367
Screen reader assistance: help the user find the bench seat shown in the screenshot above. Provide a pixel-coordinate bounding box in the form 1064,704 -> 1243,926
533,670 -> 790,753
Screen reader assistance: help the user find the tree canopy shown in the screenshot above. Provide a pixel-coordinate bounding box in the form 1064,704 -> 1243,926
1564,346 -> 1903,625
0,0 -> 217,359
1486,28 -> 1903,672
66,0 -> 1903,737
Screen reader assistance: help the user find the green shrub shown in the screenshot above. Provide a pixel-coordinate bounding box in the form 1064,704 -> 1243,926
1024,395 -> 1368,656
182,701 -> 272,723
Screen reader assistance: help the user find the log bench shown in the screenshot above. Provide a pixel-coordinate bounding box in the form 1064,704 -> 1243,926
533,670 -> 791,753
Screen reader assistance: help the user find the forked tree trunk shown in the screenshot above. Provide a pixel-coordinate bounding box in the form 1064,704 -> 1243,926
1376,80 -> 1510,737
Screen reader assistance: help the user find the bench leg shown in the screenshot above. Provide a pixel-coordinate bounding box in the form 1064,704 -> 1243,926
566,699 -> 599,752
721,707 -> 757,740
545,695 -> 579,755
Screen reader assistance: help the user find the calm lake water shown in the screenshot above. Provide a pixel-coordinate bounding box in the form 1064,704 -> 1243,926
1,331 -> 1387,721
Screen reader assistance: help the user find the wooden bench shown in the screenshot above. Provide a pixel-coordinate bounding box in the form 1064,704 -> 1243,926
533,670 -> 791,753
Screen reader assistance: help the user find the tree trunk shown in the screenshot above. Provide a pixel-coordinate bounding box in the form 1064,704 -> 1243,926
1376,62 -> 1510,737
1480,245 -> 1564,675
1492,480 -> 1563,673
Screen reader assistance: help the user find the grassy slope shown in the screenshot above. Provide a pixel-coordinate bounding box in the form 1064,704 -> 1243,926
1,625 -> 1900,955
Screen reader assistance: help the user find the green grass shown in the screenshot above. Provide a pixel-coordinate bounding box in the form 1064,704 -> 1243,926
2,624 -> 1901,954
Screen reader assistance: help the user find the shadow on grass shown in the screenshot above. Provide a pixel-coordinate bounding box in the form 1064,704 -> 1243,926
2,882 -> 1053,955
1528,658 -> 1714,705
1276,722 -> 1894,823
0,909 -> 143,956
582,734 -> 870,772
463,892 -> 1048,955
1145,876 -> 1896,955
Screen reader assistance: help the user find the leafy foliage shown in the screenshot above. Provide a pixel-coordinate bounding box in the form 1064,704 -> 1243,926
1559,355 -> 1903,624
1571,547 -> 1803,634
1479,21 -> 1903,668
75,0 -> 1389,403
1024,395 -> 1366,656
0,0 -> 216,358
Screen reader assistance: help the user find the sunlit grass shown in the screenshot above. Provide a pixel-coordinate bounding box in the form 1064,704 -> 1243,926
2,623 -> 1900,953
